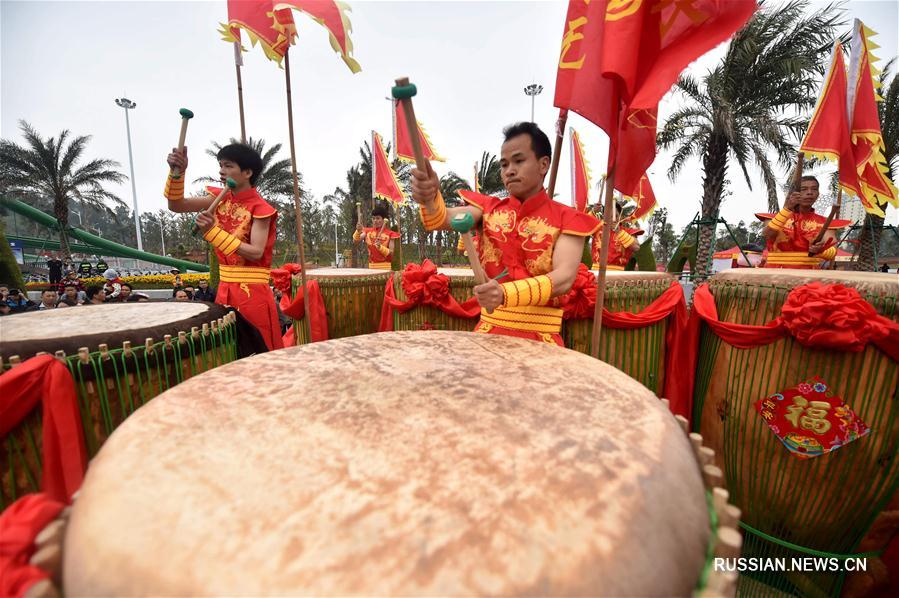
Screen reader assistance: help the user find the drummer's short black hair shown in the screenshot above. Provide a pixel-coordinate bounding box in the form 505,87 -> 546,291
371,203 -> 390,219
502,122 -> 552,160
217,143 -> 264,186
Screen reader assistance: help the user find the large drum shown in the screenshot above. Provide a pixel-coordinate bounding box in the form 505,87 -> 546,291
293,267 -> 390,343
562,271 -> 677,395
693,269 -> 899,595
0,302 -> 236,508
65,331 -> 714,595
391,267 -> 478,331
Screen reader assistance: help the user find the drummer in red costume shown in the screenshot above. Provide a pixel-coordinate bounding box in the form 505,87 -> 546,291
758,175 -> 850,269
353,203 -> 400,270
589,200 -> 643,271
411,122 -> 600,345
163,144 -> 283,350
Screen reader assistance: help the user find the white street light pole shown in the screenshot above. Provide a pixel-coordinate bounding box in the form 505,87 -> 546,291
524,83 -> 543,123
115,97 -> 143,251
334,218 -> 339,266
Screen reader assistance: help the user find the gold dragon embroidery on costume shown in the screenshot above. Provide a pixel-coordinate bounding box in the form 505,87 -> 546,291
518,216 -> 560,275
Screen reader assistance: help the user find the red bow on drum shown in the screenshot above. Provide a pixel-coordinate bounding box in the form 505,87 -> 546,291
400,260 -> 452,304
780,282 -> 890,352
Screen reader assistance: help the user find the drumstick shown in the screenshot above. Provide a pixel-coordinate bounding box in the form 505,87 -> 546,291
191,178 -> 236,235
784,151 -> 804,212
808,187 -> 842,257
450,212 -> 498,286
170,108 -> 194,177
391,77 -> 428,171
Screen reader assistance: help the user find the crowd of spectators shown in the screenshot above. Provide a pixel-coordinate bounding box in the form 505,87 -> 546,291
2,271 -> 219,316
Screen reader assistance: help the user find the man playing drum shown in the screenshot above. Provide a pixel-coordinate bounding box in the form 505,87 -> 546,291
411,122 -> 599,345
164,144 -> 283,350
758,175 -> 850,268
353,202 -> 400,270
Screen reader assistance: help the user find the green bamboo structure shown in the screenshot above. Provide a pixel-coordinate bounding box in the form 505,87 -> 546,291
692,269 -> 899,597
562,272 -> 676,395
293,268 -> 391,344
1,313 -> 238,508
391,268 -> 478,331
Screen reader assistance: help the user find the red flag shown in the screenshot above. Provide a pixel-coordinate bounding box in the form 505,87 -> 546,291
569,128 -> 592,212
221,1 -> 296,63
274,1 -> 361,72
847,20 -> 897,215
623,173 -> 657,222
554,0 -> 756,194
394,100 -> 445,163
799,41 -> 861,200
221,0 -> 360,71
372,131 -> 407,204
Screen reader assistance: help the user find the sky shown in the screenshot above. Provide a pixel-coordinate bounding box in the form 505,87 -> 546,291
2,0 -> 898,238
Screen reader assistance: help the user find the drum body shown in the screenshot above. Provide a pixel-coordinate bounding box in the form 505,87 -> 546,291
693,269 -> 899,596
0,302 -> 236,508
562,271 -> 675,395
65,331 -> 711,595
391,267 -> 477,331
293,268 -> 389,343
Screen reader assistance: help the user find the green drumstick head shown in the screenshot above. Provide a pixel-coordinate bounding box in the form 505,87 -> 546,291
450,212 -> 475,234
226,177 -> 237,189
179,108 -> 194,119
391,83 -> 417,100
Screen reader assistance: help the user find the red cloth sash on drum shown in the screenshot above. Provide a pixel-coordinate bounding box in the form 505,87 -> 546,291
271,266 -> 329,344
679,283 -> 899,424
0,355 -> 87,504
558,266 -> 693,419
0,493 -> 65,597
379,260 -> 481,332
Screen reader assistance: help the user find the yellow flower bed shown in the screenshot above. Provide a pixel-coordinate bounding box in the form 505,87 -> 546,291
26,273 -> 210,290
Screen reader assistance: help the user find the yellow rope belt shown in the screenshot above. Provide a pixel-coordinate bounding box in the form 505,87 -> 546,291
219,265 -> 271,284
479,305 -> 563,334
367,261 -> 392,270
765,252 -> 822,266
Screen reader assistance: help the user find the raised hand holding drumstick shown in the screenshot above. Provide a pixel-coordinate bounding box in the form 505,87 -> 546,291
170,108 -> 194,178
191,178 -> 236,235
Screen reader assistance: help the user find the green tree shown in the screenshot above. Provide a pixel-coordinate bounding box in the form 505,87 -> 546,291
647,208 -> 677,265
855,61 -> 898,270
476,152 -> 504,195
656,0 -> 843,280
0,220 -> 26,290
435,172 -> 472,265
0,121 -> 126,257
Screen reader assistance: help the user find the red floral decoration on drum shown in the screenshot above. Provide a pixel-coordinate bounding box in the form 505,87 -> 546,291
401,260 -> 451,305
780,282 -> 889,352
270,268 -> 292,294
282,262 -> 303,275
559,263 -> 596,320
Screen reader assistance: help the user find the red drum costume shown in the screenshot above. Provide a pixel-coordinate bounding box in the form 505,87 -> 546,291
352,227 -> 400,270
203,185 -> 283,350
756,209 -> 850,269
591,223 -> 643,271
456,189 -> 600,345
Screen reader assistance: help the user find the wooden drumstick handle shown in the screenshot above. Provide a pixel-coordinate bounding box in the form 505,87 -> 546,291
784,151 -> 805,211
451,212 -> 488,284
392,77 -> 428,171
171,108 -> 194,177
356,202 -> 363,226
191,178 -> 236,236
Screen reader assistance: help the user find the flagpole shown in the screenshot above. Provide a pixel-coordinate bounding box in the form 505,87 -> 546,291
590,167 -> 616,359
569,127 -> 576,207
233,42 -> 247,143
283,48 -> 312,342
547,109 -> 568,198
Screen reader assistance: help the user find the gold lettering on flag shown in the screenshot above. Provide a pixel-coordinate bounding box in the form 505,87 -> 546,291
654,0 -> 710,38
606,0 -> 643,21
559,16 -> 589,70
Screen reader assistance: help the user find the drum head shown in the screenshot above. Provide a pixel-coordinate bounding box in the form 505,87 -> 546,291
0,302 -> 230,359
65,331 -> 709,595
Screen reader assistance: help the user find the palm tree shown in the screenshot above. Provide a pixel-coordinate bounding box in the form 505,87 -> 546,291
476,152 -> 504,195
855,61 -> 898,270
656,0 -> 843,280
0,121 -> 126,257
